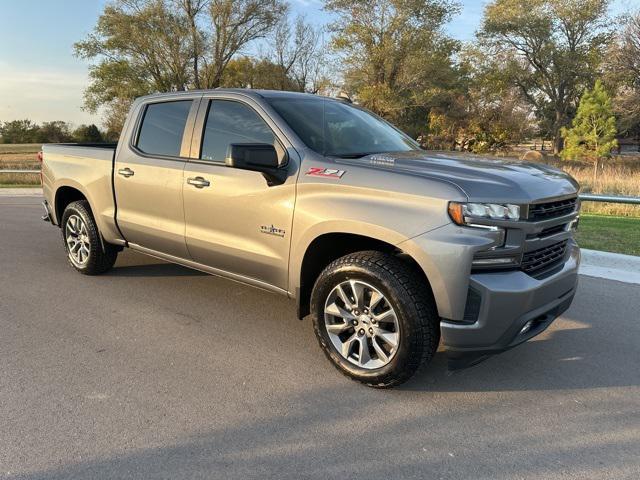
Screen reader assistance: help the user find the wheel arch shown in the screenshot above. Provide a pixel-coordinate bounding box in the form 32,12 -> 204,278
54,185 -> 89,226
295,232 -> 434,319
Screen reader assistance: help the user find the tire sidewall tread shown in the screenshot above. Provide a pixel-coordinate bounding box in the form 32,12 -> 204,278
311,250 -> 439,388
61,200 -> 117,275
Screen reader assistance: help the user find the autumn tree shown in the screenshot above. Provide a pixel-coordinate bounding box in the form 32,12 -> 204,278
75,0 -> 192,132
221,56 -> 295,90
325,0 -> 462,137
37,121 -> 75,143
425,46 -> 533,152
0,120 -> 40,144
76,0 -> 285,132
605,11 -> 640,140
177,0 -> 208,89
269,15 -> 328,92
479,0 -> 613,153
73,124 -> 104,143
561,80 -> 617,184
203,0 -> 287,88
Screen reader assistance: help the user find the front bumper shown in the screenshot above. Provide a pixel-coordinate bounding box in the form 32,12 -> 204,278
442,242 -> 580,368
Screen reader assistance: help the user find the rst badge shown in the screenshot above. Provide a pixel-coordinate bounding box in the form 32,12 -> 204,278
260,224 -> 286,237
306,167 -> 346,179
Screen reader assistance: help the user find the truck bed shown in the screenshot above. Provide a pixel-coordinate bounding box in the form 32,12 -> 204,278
41,143 -> 122,243
43,143 -> 118,160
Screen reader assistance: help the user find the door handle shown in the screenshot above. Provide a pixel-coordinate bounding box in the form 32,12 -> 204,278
187,176 -> 211,188
118,167 -> 135,178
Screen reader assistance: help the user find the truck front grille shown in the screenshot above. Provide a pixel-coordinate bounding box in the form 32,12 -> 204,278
528,197 -> 577,221
521,240 -> 568,276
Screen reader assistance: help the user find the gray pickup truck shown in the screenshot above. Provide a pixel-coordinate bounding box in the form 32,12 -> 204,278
41,89 -> 581,387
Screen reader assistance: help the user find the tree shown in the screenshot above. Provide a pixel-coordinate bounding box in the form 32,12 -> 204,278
269,15 -> 328,92
604,11 -> 640,140
325,0 -> 462,137
177,0 -> 208,89
221,56 -> 295,89
561,80 -> 617,184
479,0 -> 613,153
75,0 -> 192,130
74,124 -> 104,143
0,120 -> 40,144
203,0 -> 287,88
37,121 -> 74,143
424,46 -> 534,152
76,0 -> 285,134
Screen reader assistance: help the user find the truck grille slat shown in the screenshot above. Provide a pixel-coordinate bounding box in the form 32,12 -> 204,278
528,198 -> 577,221
521,240 -> 568,275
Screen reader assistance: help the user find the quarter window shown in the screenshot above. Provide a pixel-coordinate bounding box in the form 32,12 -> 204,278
200,100 -> 275,162
136,101 -> 192,157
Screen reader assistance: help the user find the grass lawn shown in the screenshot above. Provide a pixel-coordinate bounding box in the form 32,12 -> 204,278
576,214 -> 640,256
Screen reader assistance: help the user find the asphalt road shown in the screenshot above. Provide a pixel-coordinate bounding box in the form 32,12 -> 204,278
1,196 -> 639,480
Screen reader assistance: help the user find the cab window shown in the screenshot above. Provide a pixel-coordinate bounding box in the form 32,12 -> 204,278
136,100 -> 192,157
200,100 -> 275,162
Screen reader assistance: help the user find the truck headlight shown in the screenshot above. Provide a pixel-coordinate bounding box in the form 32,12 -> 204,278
448,201 -> 521,226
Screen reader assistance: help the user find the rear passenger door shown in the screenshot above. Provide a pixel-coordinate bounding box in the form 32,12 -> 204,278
182,97 -> 297,290
114,97 -> 200,258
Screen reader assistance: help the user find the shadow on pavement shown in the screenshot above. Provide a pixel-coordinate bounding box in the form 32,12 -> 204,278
106,251 -> 207,277
12,378 -> 638,480
108,263 -> 207,277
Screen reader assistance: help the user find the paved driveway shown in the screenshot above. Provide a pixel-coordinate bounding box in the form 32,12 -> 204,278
1,196 -> 638,479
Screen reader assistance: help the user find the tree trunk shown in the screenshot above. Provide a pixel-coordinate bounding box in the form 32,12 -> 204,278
553,109 -> 566,155
593,157 -> 599,186
553,134 -> 563,155
193,46 -> 200,89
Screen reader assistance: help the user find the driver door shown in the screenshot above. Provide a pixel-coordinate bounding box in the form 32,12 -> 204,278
182,97 -> 296,291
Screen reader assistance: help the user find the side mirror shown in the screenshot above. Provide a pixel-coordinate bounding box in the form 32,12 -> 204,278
226,143 -> 286,185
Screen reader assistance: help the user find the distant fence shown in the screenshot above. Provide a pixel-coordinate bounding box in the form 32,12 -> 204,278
579,194 -> 640,205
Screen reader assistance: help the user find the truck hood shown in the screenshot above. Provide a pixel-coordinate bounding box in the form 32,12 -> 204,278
342,151 -> 579,203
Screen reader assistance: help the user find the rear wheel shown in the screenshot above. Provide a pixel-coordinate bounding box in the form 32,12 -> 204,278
61,200 -> 118,275
311,251 -> 440,388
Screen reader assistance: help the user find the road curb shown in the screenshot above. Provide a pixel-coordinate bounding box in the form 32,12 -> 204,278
579,249 -> 640,285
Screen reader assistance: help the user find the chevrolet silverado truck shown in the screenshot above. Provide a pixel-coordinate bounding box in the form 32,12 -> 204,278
41,89 -> 581,387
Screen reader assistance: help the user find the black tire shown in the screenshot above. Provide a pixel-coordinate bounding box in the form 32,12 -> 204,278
311,250 -> 440,388
61,200 -> 118,275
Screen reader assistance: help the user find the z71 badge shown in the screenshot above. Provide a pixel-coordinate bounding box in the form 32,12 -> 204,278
306,167 -> 346,179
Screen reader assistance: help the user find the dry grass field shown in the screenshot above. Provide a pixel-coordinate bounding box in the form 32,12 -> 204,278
0,144 -> 41,186
0,144 -> 40,171
563,165 -> 640,217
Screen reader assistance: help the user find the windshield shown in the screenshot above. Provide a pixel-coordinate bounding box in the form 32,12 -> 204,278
266,97 -> 420,157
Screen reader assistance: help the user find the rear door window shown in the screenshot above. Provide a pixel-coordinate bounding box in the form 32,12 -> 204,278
136,100 -> 192,157
200,100 -> 275,162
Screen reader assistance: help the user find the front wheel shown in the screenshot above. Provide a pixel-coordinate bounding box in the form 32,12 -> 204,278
311,251 -> 440,388
61,200 -> 118,275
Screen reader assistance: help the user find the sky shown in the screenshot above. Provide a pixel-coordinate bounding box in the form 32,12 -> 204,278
0,0 -> 637,127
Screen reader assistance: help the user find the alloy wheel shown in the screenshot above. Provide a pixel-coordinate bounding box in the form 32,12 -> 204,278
324,279 -> 400,369
65,214 -> 91,267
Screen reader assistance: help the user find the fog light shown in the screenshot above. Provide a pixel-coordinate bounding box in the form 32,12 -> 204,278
519,320 -> 533,335
570,217 -> 580,231
472,257 -> 517,267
